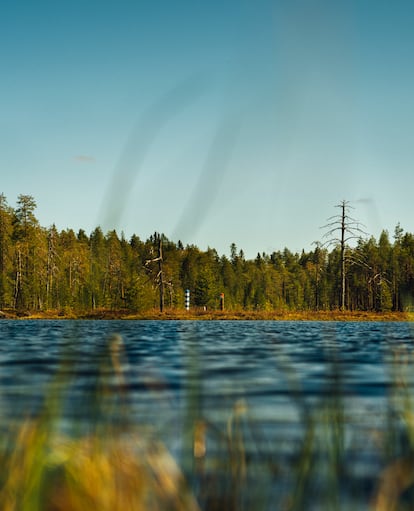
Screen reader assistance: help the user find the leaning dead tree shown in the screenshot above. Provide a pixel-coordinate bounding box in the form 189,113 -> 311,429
322,200 -> 367,311
145,233 -> 165,312
145,233 -> 174,312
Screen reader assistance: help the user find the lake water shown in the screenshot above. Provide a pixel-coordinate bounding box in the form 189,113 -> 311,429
0,319 -> 413,510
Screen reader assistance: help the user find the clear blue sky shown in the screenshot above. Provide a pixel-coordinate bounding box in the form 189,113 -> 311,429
1,0 -> 413,258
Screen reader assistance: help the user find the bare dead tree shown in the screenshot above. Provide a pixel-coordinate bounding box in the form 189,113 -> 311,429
322,200 -> 367,311
145,233 -> 165,312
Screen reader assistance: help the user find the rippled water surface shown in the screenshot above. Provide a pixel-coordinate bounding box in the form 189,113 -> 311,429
1,320 -> 414,509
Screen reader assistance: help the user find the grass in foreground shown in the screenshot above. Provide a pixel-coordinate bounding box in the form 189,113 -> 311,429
0,422 -> 199,511
1,327 -> 414,509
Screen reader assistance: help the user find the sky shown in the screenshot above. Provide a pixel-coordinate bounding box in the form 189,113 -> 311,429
1,0 -> 414,259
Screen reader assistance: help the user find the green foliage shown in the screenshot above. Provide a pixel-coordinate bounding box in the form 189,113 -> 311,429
0,194 -> 13,308
1,194 -> 414,313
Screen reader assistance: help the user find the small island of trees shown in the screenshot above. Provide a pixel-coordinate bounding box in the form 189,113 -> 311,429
0,193 -> 413,318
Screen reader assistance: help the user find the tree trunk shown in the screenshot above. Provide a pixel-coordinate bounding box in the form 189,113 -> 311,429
340,202 -> 346,311
158,236 -> 164,313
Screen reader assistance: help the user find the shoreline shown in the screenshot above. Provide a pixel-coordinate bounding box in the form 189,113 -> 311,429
0,308 -> 412,322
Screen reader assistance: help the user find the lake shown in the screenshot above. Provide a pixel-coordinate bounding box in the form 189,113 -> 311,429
0,319 -> 413,510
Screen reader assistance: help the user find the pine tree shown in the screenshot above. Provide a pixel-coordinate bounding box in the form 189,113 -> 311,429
0,194 -> 13,309
12,195 -> 39,309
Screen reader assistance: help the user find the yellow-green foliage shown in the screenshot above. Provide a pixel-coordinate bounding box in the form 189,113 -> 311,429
3,328 -> 414,510
0,421 -> 199,511
0,332 -> 200,511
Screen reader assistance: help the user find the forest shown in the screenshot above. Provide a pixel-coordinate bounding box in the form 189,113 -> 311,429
1,194 -> 414,314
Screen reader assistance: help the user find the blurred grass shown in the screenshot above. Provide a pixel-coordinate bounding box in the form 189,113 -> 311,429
1,328 -> 414,510
0,421 -> 200,511
0,333 -> 200,511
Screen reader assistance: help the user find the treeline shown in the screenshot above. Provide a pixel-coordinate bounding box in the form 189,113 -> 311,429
1,194 -> 414,313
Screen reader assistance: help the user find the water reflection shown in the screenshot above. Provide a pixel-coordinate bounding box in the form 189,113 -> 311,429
0,320 -> 413,509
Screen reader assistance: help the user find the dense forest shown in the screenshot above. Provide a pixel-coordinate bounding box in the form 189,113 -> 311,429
1,194 -> 414,314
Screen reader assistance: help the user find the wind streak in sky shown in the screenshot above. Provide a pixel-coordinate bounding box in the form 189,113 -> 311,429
99,75 -> 211,232
172,112 -> 242,243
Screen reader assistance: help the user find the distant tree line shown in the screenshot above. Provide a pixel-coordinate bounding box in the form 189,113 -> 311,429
1,194 -> 414,313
